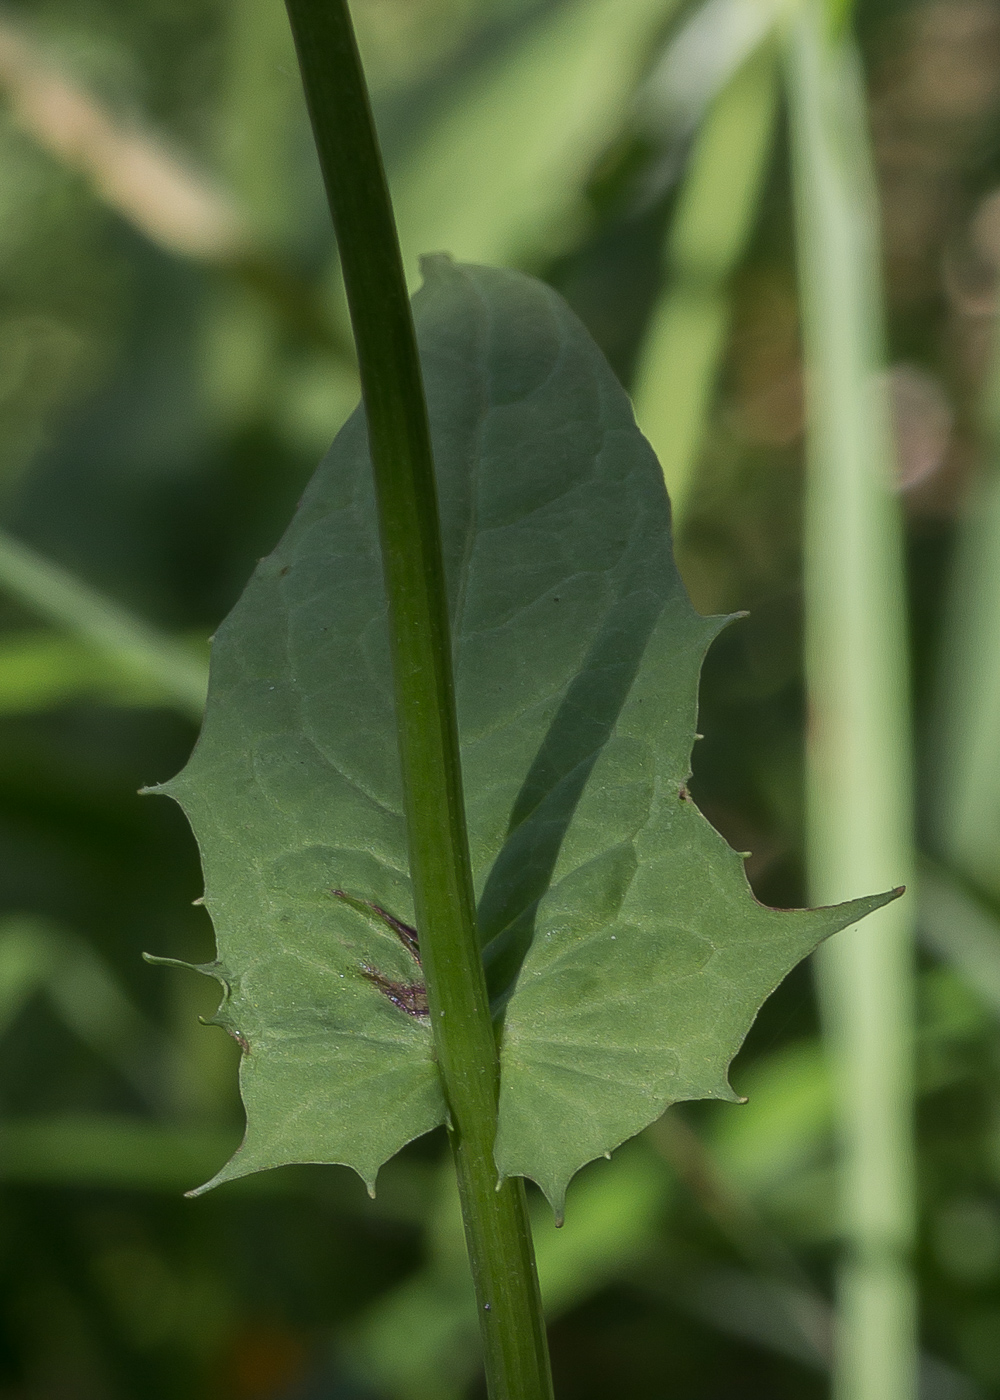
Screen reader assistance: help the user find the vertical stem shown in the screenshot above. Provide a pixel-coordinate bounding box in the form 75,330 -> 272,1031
785,9 -> 917,1400
280,4 -> 552,1398
632,38 -> 779,524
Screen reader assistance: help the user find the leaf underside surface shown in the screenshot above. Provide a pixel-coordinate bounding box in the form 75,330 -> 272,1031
152,257 -> 898,1211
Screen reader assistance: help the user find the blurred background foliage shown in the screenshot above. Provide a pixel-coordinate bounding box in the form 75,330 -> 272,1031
0,0 -> 996,1396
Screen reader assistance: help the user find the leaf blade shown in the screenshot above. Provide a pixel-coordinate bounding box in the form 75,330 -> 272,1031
158,257 -> 898,1204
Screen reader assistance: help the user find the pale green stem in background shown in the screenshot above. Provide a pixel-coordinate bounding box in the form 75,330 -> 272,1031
931,311 -> 1000,902
785,8 -> 917,1400
0,528 -> 208,721
631,37 -> 779,525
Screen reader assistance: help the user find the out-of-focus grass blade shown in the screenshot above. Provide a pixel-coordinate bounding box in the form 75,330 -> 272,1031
0,529 -> 208,720
674,1268 -> 831,1369
531,1150 -> 670,1315
0,916 -> 173,1104
662,1269 -> 981,1399
203,0 -> 306,427
636,0 -> 776,144
389,0 -> 679,278
709,1041 -> 832,1196
216,0 -> 302,247
0,1108 -> 445,1204
0,1115 -> 242,1190
0,631 -> 200,712
632,35 -> 779,521
931,282 -> 1000,902
918,860 -> 1000,1017
346,1148 -> 671,1400
785,6 -> 917,1400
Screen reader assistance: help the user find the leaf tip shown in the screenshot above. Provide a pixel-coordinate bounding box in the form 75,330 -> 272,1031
184,1165 -> 247,1199
715,1077 -> 744,1106
540,1178 -> 569,1225
143,951 -> 201,973
184,1157 -> 243,1198
139,776 -> 180,800
144,950 -> 212,974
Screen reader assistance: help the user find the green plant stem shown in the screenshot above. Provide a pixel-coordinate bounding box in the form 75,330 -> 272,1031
631,38 -> 778,525
785,8 -> 916,1400
280,4 -> 552,1398
0,527 -> 207,720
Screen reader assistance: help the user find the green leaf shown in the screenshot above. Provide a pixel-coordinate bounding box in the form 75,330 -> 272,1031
154,256 -> 897,1202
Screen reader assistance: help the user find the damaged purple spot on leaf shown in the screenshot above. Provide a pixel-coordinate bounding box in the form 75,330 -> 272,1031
360,964 -> 429,1018
333,890 -> 428,1017
332,889 -> 421,963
